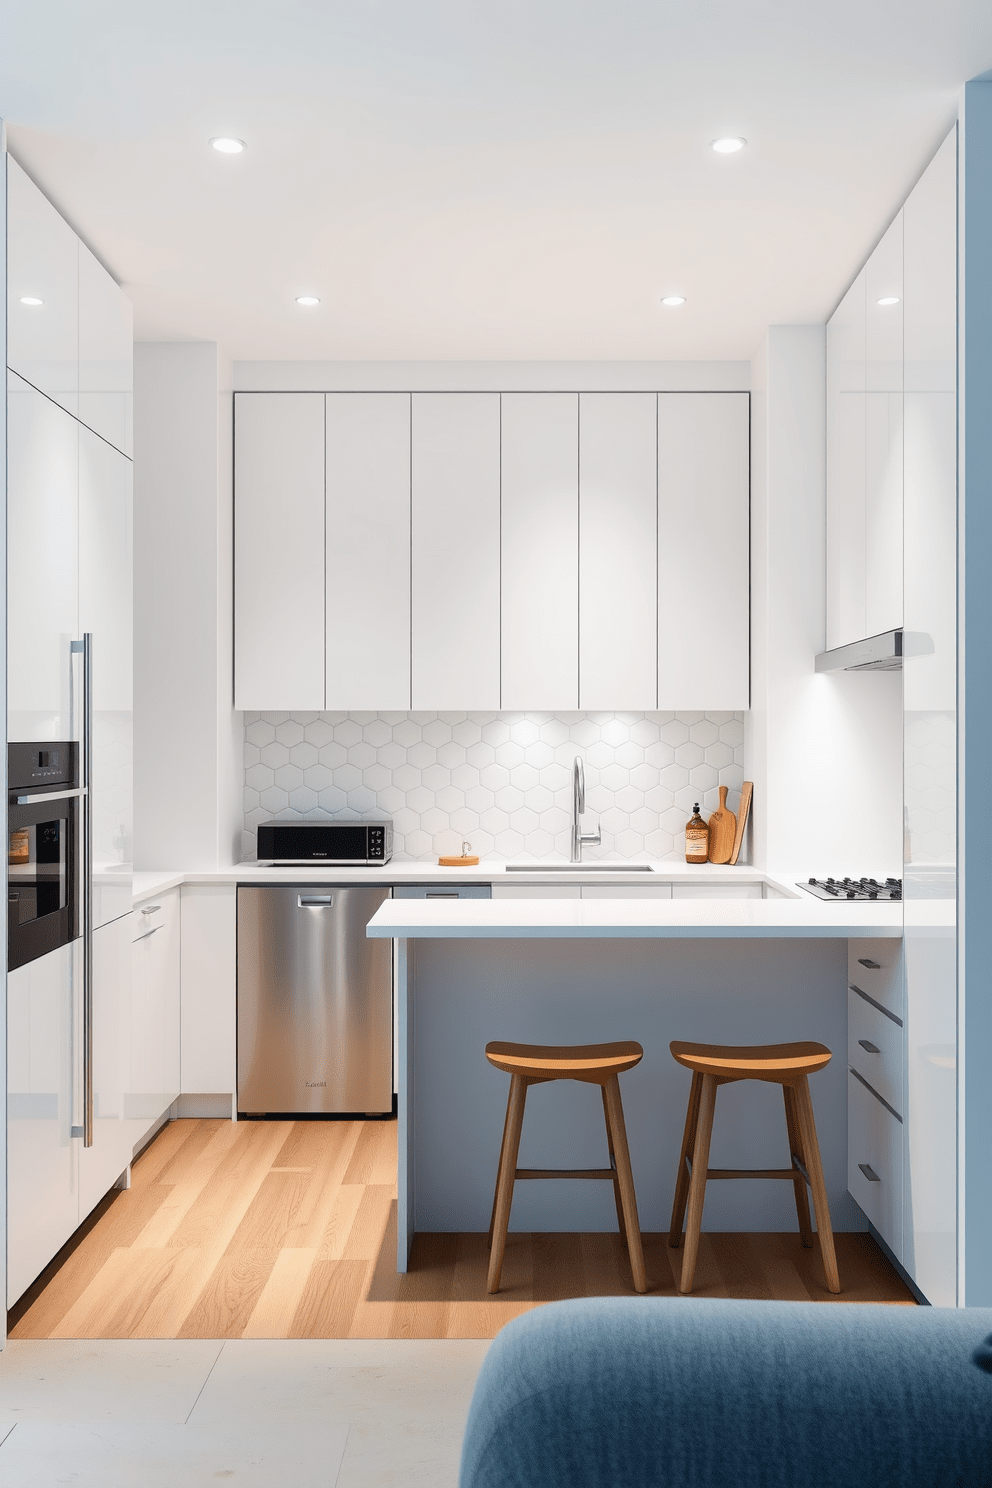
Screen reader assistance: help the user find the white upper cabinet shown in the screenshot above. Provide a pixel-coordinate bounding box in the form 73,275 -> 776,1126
326,393 -> 411,711
865,213 -> 904,637
501,393 -> 579,710
657,393 -> 749,710
579,393 -> 658,710
234,393 -> 326,711
411,393 -> 501,710
826,267 -> 867,648
7,372 -> 79,741
78,241 -> 133,457
6,156 -> 79,418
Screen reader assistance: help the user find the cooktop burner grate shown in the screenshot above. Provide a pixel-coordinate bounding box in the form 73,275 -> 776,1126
798,877 -> 902,902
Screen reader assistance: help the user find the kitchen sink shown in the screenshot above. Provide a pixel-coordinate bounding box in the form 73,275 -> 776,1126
505,863 -> 655,872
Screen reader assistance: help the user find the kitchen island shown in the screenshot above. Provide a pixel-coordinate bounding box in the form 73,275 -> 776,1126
366,888 -> 902,1269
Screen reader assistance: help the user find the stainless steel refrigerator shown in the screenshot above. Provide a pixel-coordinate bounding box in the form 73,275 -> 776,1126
237,885 -> 393,1116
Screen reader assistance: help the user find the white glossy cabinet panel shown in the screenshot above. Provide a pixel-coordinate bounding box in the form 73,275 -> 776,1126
581,884 -> 673,899
501,393 -> 579,709
848,1070 -> 904,1262
78,241 -> 133,457
848,986 -> 904,1117
826,269 -> 866,648
411,394 -> 501,710
672,883 -> 762,899
325,393 -> 411,710
234,393 -> 326,711
847,937 -> 904,1021
7,372 -> 78,741
657,393 -> 749,709
129,890 -> 181,1144
6,156 -> 78,417
78,914 -> 134,1218
79,426 -> 133,927
180,884 -> 237,1097
7,942 -> 80,1306
579,393 -> 657,710
865,215 -> 904,637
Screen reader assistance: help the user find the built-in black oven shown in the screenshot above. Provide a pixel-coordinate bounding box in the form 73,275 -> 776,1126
8,742 -> 81,971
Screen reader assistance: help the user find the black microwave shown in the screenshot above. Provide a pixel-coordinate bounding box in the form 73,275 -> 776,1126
256,818 -> 393,865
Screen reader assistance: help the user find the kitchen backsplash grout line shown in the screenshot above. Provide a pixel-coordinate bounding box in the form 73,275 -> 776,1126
241,711 -> 746,863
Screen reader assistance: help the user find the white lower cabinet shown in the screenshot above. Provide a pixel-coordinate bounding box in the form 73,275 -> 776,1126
129,890 -> 181,1145
581,884 -> 672,899
180,884 -> 237,1097
672,882 -> 762,900
78,914 -> 135,1220
848,1069 -> 904,1262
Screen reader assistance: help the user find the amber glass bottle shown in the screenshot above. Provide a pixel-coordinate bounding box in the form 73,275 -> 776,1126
685,803 -> 709,864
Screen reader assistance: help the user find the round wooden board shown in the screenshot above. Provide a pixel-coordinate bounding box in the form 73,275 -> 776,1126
437,855 -> 480,866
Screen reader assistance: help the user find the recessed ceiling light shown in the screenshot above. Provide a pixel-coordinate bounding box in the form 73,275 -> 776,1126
661,295 -> 686,307
876,296 -> 900,306
19,296 -> 43,306
210,137 -> 246,154
295,295 -> 321,306
711,137 -> 746,154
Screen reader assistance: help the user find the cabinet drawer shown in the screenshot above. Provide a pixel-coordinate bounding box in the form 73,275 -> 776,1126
848,1069 -> 903,1260
848,937 -> 904,1021
491,884 -> 581,899
672,882 -> 762,899
581,884 -> 672,899
848,987 -> 904,1117
132,899 -> 166,941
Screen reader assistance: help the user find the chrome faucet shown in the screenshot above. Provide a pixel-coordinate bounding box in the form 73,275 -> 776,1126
571,756 -> 602,863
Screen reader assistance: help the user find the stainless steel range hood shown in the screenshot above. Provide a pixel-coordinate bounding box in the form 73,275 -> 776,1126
814,629 -> 903,673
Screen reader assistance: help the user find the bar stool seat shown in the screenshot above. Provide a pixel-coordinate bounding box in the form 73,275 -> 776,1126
668,1039 -> 840,1296
485,1040 -> 647,1295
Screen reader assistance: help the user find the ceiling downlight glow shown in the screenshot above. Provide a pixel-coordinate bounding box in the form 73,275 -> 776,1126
19,296 -> 43,306
711,137 -> 746,154
210,137 -> 246,154
295,295 -> 321,306
661,295 -> 686,307
876,296 -> 900,306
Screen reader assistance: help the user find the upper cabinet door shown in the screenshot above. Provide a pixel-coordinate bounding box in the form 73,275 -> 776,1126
234,393 -> 326,711
865,213 -> 904,637
411,394 -> 501,710
6,157 -> 78,418
501,393 -> 579,710
326,393 -> 411,711
79,241 -> 133,458
657,393 -> 750,710
579,393 -> 657,710
7,373 -> 79,742
79,426 -> 133,928
826,268 -> 867,648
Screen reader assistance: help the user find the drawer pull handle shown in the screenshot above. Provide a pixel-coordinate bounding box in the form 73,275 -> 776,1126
427,892 -> 459,898
298,895 -> 334,908
858,1039 -> 880,1054
858,1163 -> 881,1183
141,904 -> 161,915
858,958 -> 882,969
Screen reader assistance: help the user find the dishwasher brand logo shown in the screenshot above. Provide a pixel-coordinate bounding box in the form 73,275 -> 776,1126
305,1080 -> 327,1088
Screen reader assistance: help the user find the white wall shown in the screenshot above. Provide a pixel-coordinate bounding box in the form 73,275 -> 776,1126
233,360 -> 750,393
749,326 -> 903,877
133,342 -> 241,868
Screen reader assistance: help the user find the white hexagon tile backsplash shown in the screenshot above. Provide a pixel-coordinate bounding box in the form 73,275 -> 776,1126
242,712 -> 746,862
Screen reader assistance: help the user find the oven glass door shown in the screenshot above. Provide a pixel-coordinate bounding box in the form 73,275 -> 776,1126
8,798 -> 78,970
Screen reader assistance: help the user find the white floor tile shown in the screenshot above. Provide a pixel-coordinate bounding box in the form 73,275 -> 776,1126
0,1422 -> 349,1488
0,1339 -> 223,1428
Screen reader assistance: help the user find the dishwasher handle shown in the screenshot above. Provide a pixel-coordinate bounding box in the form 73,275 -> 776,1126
298,894 -> 334,908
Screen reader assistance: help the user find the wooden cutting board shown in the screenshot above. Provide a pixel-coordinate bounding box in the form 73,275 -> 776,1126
707,785 -> 737,864
438,854 -> 480,866
729,781 -> 753,866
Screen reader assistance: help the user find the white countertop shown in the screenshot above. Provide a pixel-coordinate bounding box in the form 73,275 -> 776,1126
363,894 -> 903,938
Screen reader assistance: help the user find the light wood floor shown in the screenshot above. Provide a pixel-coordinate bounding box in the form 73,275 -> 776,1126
8,1118 -> 916,1340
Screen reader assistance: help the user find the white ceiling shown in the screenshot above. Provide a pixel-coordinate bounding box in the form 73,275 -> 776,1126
2,2 -> 991,362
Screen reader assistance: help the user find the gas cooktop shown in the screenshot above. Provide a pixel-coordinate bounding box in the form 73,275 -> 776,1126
798,877 -> 902,902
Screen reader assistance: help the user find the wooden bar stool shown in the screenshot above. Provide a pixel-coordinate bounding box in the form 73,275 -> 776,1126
484,1040 -> 647,1295
667,1040 -> 840,1295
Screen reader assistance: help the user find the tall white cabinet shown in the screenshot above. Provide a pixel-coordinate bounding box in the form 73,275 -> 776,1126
6,154 -> 137,1307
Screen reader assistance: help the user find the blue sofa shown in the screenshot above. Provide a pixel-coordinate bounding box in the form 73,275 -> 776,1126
460,1297 -> 992,1488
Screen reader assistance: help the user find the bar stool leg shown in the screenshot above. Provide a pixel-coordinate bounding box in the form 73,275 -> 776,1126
669,1071 -> 703,1248
601,1085 -> 629,1249
487,1073 -> 529,1294
793,1075 -> 841,1294
679,1072 -> 717,1295
602,1075 -> 647,1294
488,1078 -> 516,1247
782,1084 -> 814,1247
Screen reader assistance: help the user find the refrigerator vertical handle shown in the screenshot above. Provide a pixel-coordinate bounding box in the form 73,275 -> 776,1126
71,634 -> 94,1148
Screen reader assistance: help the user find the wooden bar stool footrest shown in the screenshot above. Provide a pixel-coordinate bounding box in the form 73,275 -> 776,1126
515,1167 -> 616,1180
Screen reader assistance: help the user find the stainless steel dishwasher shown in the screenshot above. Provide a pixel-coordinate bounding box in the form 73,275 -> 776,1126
237,885 -> 393,1116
